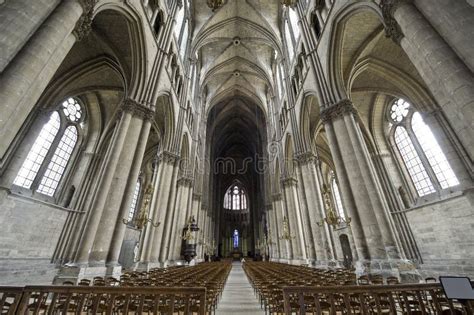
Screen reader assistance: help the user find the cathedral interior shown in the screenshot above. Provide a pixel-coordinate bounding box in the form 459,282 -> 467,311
0,0 -> 473,313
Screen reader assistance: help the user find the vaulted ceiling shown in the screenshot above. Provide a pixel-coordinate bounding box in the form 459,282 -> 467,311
192,0 -> 281,112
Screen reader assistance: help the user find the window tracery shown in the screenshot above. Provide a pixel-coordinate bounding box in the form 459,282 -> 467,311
223,184 -> 248,211
13,97 -> 83,197
389,98 -> 458,197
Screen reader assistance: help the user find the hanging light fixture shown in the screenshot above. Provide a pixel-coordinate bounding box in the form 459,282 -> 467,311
281,0 -> 298,8
317,184 -> 351,228
122,185 -> 160,229
207,0 -> 224,11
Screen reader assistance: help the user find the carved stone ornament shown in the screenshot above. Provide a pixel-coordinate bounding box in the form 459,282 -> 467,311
158,151 -> 179,164
295,151 -> 318,166
281,176 -> 297,188
379,0 -> 412,44
177,176 -> 194,187
320,99 -> 357,124
73,0 -> 97,41
120,99 -> 154,121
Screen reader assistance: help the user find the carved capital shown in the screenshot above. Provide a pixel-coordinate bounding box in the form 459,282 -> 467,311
320,99 -> 356,124
281,176 -> 297,188
73,0 -> 97,41
177,176 -> 194,187
192,192 -> 202,201
120,99 -> 154,121
380,0 -> 412,44
272,193 -> 283,202
158,151 -> 179,165
295,151 -> 318,166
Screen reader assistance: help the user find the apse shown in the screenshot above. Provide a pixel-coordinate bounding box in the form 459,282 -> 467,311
206,95 -> 267,258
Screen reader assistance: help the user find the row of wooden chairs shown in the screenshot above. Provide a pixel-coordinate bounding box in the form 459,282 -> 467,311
243,262 -> 470,314
73,262 -> 232,314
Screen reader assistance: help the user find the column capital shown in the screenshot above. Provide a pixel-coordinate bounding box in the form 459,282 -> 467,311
73,0 -> 97,41
177,176 -> 194,187
380,0 -> 412,44
158,150 -> 180,164
265,203 -> 273,211
120,99 -> 155,121
192,192 -> 202,201
320,99 -> 357,124
295,151 -> 318,166
281,176 -> 298,188
272,193 -> 283,202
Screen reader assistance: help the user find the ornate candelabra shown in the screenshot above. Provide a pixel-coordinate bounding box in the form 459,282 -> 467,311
122,185 -> 160,229
317,184 -> 351,228
279,216 -> 295,241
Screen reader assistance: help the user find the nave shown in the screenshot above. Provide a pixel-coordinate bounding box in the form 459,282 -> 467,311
1,261 -> 473,314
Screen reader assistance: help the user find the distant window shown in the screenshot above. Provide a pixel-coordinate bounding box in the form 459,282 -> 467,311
128,181 -> 141,222
174,4 -> 184,39
390,99 -> 458,197
223,184 -> 248,210
289,8 -> 300,41
14,97 -> 83,197
330,173 -> 345,219
233,229 -> 239,248
285,22 -> 294,61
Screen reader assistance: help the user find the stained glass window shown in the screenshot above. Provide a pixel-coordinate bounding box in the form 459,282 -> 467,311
233,229 -> 239,248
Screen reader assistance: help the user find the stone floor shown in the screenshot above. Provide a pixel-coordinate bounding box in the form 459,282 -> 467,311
216,262 -> 264,315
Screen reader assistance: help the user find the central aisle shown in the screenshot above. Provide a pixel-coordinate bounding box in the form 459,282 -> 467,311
216,262 -> 265,315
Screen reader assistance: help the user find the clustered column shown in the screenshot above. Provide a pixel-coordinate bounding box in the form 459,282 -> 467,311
74,99 -> 153,270
321,100 -> 400,268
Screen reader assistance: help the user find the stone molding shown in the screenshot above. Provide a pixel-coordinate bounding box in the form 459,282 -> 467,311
120,99 -> 155,121
192,192 -> 202,201
320,99 -> 356,124
73,0 -> 97,41
380,0 -> 413,44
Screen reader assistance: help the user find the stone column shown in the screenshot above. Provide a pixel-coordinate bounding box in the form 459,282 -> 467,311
0,0 -> 92,159
321,100 -> 400,268
281,177 -> 307,262
272,194 -> 285,260
381,0 -> 474,161
141,151 -> 178,266
74,101 -> 133,265
168,176 -> 193,262
89,113 -> 145,265
296,152 -> 332,264
106,112 -> 153,266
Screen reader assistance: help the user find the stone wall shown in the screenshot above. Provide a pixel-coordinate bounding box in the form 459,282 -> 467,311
406,192 -> 474,277
0,188 -> 70,284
